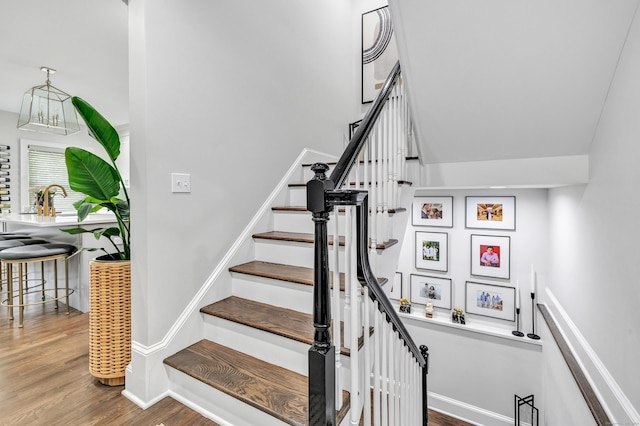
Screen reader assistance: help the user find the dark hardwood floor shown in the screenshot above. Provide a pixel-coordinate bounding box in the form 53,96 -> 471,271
0,295 -> 472,425
0,296 -> 217,426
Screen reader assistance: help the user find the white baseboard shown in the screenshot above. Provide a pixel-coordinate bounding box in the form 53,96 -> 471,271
428,391 -> 512,426
544,289 -> 640,425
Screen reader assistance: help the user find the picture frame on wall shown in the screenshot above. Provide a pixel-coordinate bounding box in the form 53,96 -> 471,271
361,6 -> 398,104
415,231 -> 448,272
470,234 -> 511,279
412,196 -> 453,228
465,281 -> 516,321
389,272 -> 402,300
465,196 -> 516,231
410,274 -> 452,310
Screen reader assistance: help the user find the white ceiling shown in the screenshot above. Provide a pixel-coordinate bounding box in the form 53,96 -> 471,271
391,0 -> 639,163
3,0 -> 637,165
0,0 -> 129,126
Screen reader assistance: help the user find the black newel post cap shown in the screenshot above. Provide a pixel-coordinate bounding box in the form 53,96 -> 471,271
420,345 -> 430,373
307,163 -> 335,214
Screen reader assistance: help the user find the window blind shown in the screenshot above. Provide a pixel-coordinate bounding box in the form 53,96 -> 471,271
27,146 -> 85,214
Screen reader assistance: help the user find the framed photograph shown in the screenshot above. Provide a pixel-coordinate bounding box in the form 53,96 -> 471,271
410,274 -> 452,310
412,196 -> 453,228
415,231 -> 448,272
470,234 -> 511,279
465,281 -> 516,321
388,272 -> 402,300
465,196 -> 516,230
362,6 -> 398,104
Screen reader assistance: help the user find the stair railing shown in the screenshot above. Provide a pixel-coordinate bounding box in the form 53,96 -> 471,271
307,61 -> 429,426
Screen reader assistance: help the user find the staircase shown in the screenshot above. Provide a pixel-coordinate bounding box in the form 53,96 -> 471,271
163,162 -> 410,425
162,61 -> 427,425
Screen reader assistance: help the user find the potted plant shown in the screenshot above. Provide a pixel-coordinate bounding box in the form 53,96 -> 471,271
62,96 -> 131,386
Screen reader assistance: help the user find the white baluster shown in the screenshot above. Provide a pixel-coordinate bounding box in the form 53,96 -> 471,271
363,287 -> 372,426
388,326 -> 395,425
349,207 -> 360,426
369,127 -> 377,252
343,206 -> 352,349
381,320 -> 388,426
332,209 -> 342,410
373,301 -> 381,426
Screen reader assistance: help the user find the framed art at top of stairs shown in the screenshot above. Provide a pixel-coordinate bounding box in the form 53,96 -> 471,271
361,6 -> 399,103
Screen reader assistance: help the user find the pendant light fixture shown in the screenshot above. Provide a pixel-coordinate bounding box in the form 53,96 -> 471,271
17,67 -> 80,135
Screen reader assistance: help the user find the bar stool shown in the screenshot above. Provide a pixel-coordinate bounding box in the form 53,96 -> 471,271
0,239 -> 50,296
0,243 -> 77,327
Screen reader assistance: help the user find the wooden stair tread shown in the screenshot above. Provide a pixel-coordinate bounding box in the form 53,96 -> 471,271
253,231 -> 398,250
229,260 -> 388,289
289,180 -> 412,187
164,339 -> 350,426
272,206 -> 406,214
301,157 -> 418,168
200,296 -> 369,356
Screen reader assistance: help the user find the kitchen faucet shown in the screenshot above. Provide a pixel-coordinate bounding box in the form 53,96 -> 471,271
39,184 -> 68,217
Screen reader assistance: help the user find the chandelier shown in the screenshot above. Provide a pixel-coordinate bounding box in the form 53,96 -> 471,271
17,67 -> 80,135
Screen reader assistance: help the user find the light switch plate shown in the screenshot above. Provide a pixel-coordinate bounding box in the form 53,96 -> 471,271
171,173 -> 191,193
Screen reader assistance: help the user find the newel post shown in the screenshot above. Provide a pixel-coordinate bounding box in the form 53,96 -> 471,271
307,163 -> 336,426
420,344 -> 430,426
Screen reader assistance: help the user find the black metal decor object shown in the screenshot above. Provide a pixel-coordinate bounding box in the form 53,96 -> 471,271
527,293 -> 540,340
512,307 -> 524,337
307,163 -> 336,426
514,394 -> 539,425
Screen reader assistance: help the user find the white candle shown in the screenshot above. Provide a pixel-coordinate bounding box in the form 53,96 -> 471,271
516,280 -> 520,309
530,264 -> 536,294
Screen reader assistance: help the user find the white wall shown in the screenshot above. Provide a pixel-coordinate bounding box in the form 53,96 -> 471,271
127,0 -> 360,351
395,188 -> 546,424
546,4 -> 640,424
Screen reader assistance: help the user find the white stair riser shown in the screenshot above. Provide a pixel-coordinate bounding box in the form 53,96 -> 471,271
231,274 -> 314,314
202,315 -> 308,375
272,210 -> 314,233
167,367 -> 290,426
287,186 -> 307,206
272,210 -> 347,234
254,239 -> 346,270
231,273 -> 359,315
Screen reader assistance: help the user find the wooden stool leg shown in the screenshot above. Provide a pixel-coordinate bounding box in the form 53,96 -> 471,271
41,261 -> 46,301
65,257 -> 70,315
18,263 -> 24,328
54,260 -> 59,310
7,263 -> 12,321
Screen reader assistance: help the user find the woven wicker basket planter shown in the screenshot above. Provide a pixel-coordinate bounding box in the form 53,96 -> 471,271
89,256 -> 131,386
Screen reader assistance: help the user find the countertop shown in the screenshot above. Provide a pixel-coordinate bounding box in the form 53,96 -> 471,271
0,212 -> 118,228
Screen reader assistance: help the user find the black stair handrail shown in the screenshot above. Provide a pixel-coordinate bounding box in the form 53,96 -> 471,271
327,189 -> 427,369
329,60 -> 402,189
307,60 -> 428,426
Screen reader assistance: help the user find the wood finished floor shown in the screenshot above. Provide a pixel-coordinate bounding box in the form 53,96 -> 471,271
0,295 -> 472,425
0,297 -> 217,426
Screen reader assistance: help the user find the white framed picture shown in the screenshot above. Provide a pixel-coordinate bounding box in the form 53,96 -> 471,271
388,272 -> 402,300
465,281 -> 516,321
415,231 -> 448,272
465,196 -> 516,231
412,196 -> 453,228
410,274 -> 452,310
470,234 -> 511,280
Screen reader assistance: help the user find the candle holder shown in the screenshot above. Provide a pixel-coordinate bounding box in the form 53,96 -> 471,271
512,307 -> 524,337
527,292 -> 540,340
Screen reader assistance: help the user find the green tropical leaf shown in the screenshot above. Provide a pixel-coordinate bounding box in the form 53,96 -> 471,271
71,97 -> 121,162
93,227 -> 121,240
65,147 -> 120,201
60,227 -> 98,235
